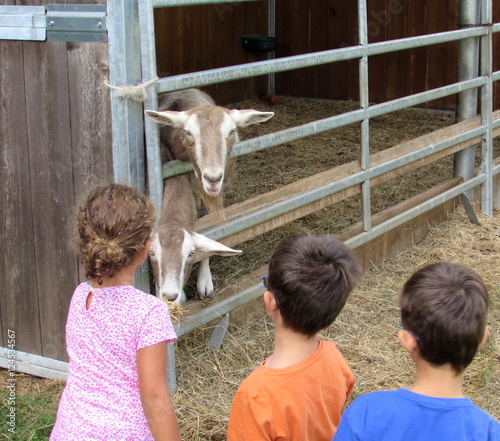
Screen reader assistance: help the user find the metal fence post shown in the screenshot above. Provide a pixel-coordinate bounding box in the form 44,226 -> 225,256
454,0 -> 480,199
107,0 -> 151,292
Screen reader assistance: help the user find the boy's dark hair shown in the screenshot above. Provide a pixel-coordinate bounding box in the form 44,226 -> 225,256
266,233 -> 362,337
400,262 -> 488,374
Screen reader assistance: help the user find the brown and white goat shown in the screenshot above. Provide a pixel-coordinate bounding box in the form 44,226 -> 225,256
145,88 -> 274,221
148,160 -> 241,303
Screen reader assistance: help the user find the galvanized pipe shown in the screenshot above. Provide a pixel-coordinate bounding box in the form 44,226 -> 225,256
107,0 -> 151,292
138,0 -> 163,214
480,0 -> 494,213
358,0 -> 371,232
157,28 -> 486,93
454,0 -> 480,195
175,283 -> 265,336
162,77 -> 487,179
345,173 -> 487,250
153,0 -> 262,7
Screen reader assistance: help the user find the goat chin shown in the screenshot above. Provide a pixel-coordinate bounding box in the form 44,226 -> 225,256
198,184 -> 226,223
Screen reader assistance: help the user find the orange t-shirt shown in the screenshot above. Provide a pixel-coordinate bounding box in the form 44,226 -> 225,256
227,340 -> 354,441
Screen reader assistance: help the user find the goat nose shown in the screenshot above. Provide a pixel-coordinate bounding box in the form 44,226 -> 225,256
205,173 -> 222,185
164,293 -> 179,302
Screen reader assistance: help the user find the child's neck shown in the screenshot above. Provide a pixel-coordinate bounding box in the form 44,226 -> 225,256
91,272 -> 135,288
410,359 -> 465,399
264,327 -> 319,369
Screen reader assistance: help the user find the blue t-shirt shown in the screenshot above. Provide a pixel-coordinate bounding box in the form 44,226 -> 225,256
333,389 -> 499,441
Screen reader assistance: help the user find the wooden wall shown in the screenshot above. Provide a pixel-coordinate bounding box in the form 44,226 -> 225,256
154,1 -> 270,105
155,0 -> 500,110
0,1 -> 112,362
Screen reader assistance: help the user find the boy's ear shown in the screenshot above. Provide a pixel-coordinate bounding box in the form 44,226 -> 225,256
398,329 -> 419,354
263,290 -> 278,314
479,328 -> 489,348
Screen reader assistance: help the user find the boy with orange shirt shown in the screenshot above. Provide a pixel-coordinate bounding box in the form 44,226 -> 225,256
227,233 -> 362,441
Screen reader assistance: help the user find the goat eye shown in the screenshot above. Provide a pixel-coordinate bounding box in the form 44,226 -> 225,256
228,129 -> 236,138
184,130 -> 193,138
188,251 -> 195,258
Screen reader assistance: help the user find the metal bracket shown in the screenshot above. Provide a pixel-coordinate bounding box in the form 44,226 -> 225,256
0,6 -> 46,41
0,4 -> 107,42
460,193 -> 481,226
46,4 -> 107,42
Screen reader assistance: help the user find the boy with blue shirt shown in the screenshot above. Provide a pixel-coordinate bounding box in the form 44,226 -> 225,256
334,262 -> 499,441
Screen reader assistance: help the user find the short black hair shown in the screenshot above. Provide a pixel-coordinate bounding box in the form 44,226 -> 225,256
400,262 -> 488,373
266,233 -> 362,337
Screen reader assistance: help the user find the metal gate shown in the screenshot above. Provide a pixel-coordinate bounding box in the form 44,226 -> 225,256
1,0 -> 498,387
128,0 -> 499,390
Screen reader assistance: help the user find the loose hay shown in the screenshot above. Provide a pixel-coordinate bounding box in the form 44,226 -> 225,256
173,206 -> 499,441
160,298 -> 187,325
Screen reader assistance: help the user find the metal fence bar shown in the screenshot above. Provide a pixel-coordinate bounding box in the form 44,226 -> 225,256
108,0 -> 151,292
157,28 -> 486,93
358,0 -> 371,232
138,0 -> 163,214
480,0 -> 494,214
176,284 -> 265,336
344,173 -> 487,250
455,0 -> 480,199
201,125 -> 487,241
153,0 -> 263,7
161,77 -> 487,179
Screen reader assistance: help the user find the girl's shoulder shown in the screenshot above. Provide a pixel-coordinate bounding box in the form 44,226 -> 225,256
110,285 -> 168,311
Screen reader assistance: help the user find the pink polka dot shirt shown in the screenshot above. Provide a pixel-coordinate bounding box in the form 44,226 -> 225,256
50,283 -> 177,440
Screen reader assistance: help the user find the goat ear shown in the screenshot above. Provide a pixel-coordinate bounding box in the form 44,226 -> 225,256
230,109 -> 275,128
144,110 -> 189,127
192,232 -> 242,257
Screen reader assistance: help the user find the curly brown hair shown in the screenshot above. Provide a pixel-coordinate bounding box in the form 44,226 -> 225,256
77,183 -> 156,284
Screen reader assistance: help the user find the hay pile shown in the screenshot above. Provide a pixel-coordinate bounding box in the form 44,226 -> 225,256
173,206 -> 499,441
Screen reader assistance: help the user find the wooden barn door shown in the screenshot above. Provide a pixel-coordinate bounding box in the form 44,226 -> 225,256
0,0 -> 112,364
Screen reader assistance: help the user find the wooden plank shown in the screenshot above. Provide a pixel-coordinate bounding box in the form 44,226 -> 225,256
0,348 -> 68,381
68,42 -> 113,195
425,0 -> 449,109
339,177 -> 462,241
287,0 -> 312,96
385,0 -> 406,102
154,2 -> 267,104
0,39 -> 42,355
367,0 -> 388,103
309,0 -> 330,99
196,113 -> 500,247
23,39 -> 78,362
404,0 -> 428,100
444,1 -> 458,111
328,0 -> 352,100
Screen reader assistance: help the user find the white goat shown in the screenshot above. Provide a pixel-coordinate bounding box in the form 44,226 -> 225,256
145,88 -> 274,221
148,157 -> 241,303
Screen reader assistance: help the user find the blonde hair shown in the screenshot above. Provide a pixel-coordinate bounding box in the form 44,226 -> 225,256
77,183 -> 156,284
